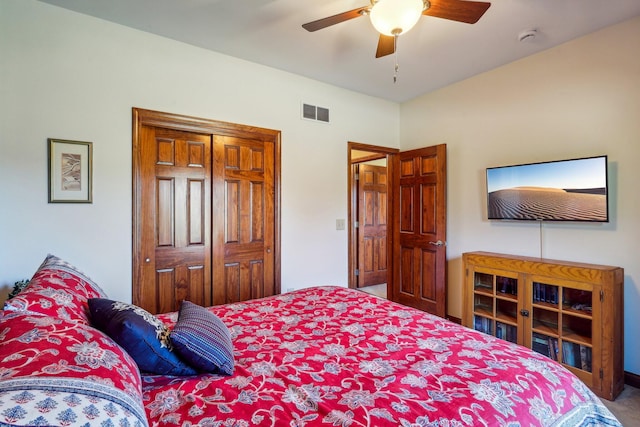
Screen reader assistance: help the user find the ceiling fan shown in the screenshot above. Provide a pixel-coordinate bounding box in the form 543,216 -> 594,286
302,0 -> 491,59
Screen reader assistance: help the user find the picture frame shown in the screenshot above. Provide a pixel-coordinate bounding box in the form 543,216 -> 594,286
48,138 -> 93,203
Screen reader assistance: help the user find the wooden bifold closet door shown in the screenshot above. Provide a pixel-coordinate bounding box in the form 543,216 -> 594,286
132,108 -> 280,314
212,134 -> 277,305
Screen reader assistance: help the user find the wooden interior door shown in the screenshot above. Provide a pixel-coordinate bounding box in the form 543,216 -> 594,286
135,126 -> 212,314
213,134 -> 276,304
357,163 -> 388,287
392,144 -> 447,317
348,142 -> 446,318
348,143 -> 398,292
133,108 -> 281,314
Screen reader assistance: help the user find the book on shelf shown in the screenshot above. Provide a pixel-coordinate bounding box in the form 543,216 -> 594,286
497,277 -> 517,296
531,334 -> 560,361
532,334 -> 550,357
548,337 -> 559,361
491,322 -> 517,343
562,341 -> 580,368
496,322 -> 510,340
562,341 -> 570,366
580,345 -> 592,372
499,278 -> 508,294
533,283 -> 559,304
474,316 -> 492,335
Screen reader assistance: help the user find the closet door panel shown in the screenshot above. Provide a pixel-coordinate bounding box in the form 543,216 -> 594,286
213,135 -> 276,304
135,126 -> 212,314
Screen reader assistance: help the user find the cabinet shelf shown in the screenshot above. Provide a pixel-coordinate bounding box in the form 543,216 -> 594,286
462,251 -> 623,401
473,307 -> 492,318
562,307 -> 593,319
496,312 -> 517,325
532,324 -> 558,337
563,332 -> 592,346
473,288 -> 493,297
532,301 -> 559,311
496,293 -> 518,303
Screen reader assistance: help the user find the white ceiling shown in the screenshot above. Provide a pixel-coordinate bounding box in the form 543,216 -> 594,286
38,0 -> 640,103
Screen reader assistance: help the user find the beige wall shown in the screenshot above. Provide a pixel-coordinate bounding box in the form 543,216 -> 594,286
401,16 -> 640,375
0,0 -> 399,302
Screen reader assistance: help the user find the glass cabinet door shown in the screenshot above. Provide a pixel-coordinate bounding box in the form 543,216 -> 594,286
530,279 -> 593,373
471,270 -> 518,343
560,287 -> 593,372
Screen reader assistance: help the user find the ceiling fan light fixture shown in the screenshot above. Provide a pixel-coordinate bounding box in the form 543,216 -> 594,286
369,0 -> 425,36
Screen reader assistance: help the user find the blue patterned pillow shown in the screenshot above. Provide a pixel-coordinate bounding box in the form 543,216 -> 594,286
170,301 -> 234,375
88,298 -> 196,376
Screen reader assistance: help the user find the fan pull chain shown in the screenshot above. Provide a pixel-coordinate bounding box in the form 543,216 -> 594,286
393,34 -> 399,84
394,59 -> 398,84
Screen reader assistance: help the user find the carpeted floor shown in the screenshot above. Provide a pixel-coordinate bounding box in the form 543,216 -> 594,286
359,283 -> 387,298
359,284 -> 639,426
602,385 -> 640,426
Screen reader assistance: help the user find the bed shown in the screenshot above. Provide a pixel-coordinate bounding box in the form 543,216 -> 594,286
0,256 -> 620,427
145,286 -> 619,426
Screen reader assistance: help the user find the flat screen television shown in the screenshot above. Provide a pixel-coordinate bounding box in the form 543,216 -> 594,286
486,155 -> 609,222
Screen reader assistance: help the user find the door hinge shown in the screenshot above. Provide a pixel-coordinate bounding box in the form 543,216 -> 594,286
600,289 -> 604,302
355,269 -> 359,276
354,173 -> 359,180
354,221 -> 359,228
600,368 -> 604,379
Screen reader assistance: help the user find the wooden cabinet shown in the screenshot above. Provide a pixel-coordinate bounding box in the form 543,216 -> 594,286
462,251 -> 624,400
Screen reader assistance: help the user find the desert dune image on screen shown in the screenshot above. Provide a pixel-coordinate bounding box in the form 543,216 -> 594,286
487,157 -> 608,221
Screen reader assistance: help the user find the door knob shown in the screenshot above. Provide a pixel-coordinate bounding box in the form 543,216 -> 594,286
428,240 -> 446,247
145,258 -> 151,263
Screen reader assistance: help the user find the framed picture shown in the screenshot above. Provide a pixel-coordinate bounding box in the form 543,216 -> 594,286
48,138 -> 93,203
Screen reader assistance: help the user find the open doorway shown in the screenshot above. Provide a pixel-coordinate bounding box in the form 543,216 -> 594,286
348,142 -> 398,299
348,142 -> 448,317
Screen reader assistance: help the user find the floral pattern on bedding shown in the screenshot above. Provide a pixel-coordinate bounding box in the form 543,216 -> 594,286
3,254 -> 107,323
144,286 -> 620,427
0,312 -> 148,426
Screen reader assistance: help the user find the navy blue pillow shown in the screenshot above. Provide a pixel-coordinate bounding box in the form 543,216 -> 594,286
170,301 -> 234,375
88,298 -> 196,376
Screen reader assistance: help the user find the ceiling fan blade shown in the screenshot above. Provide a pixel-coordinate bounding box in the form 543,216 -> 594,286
302,7 -> 369,32
375,35 -> 395,58
424,0 -> 491,24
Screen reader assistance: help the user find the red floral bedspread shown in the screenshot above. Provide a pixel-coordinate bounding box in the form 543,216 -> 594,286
145,286 -> 619,426
0,312 -> 147,426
